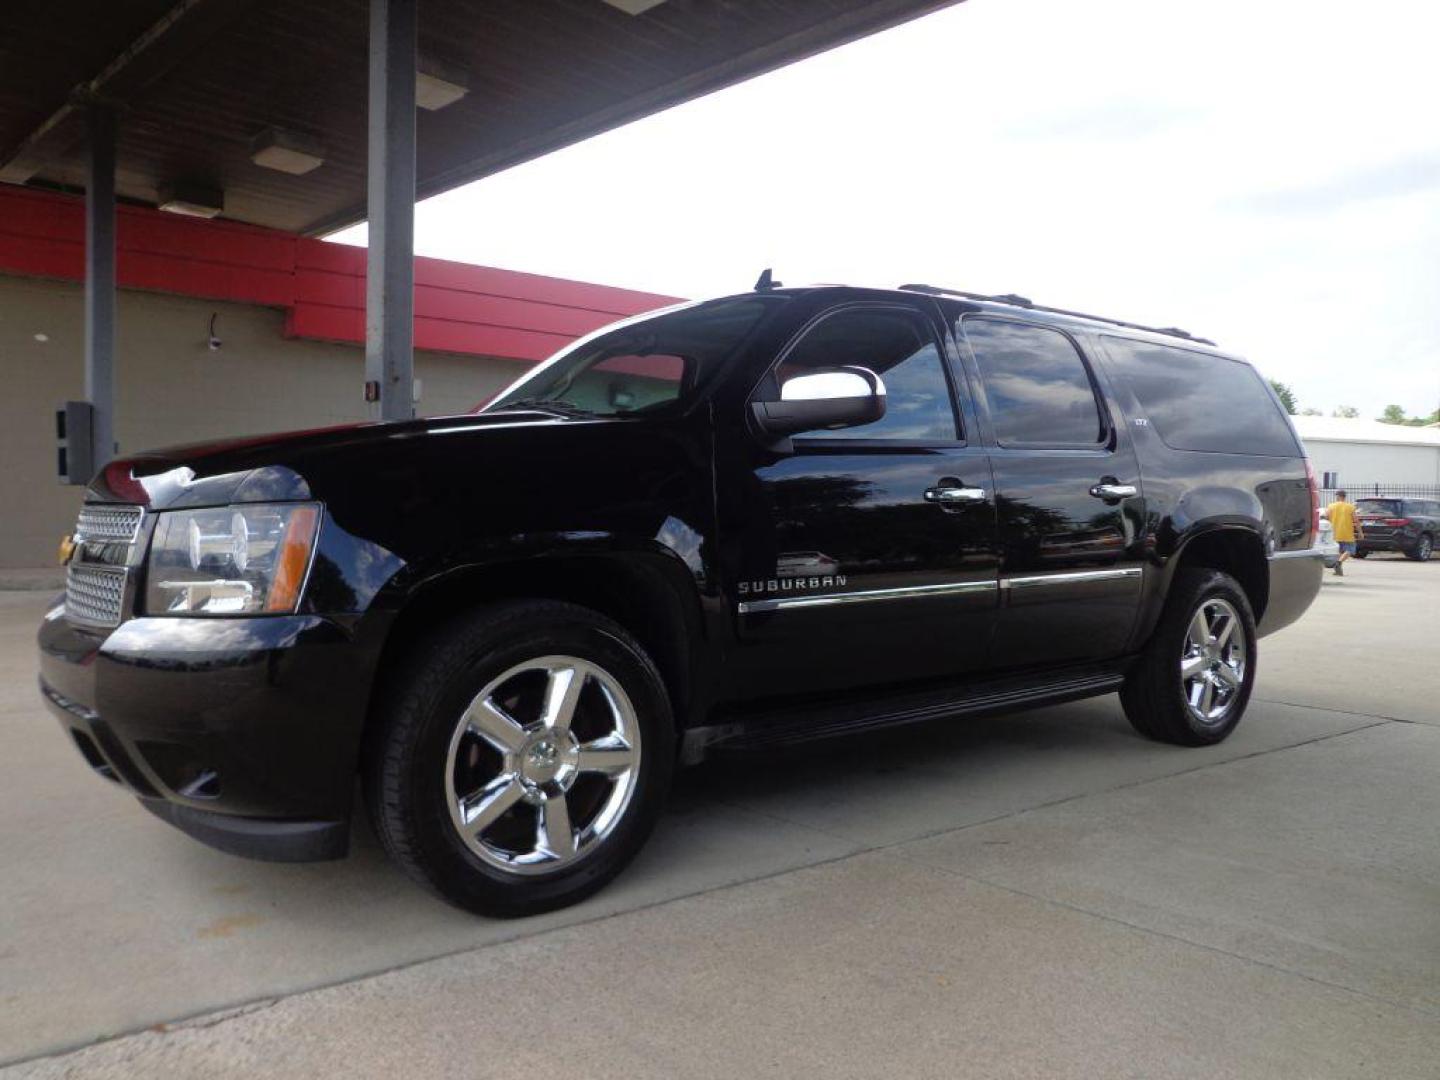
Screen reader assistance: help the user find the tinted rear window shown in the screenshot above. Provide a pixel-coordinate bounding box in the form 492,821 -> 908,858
1103,337 -> 1299,457
1355,499 -> 1401,516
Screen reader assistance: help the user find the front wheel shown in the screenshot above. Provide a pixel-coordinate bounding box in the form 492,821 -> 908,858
1405,534 -> 1433,562
364,600 -> 675,917
1121,568 -> 1257,746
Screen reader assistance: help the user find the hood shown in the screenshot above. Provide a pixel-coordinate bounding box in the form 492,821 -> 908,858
86,409 -> 592,509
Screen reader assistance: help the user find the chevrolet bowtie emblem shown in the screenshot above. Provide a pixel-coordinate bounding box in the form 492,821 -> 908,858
58,534 -> 77,566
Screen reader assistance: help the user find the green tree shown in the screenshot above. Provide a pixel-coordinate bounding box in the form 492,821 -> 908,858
1377,405 -> 1440,426
1379,404 -> 1408,424
1333,405 -> 1360,418
1268,379 -> 1298,415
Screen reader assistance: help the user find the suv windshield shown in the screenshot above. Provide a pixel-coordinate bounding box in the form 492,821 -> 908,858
486,297 -> 776,418
1355,499 -> 1401,516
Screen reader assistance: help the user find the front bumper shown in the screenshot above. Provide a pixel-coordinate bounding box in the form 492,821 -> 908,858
37,603 -> 374,862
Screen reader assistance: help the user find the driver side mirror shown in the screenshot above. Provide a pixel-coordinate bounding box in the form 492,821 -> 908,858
750,367 -> 887,442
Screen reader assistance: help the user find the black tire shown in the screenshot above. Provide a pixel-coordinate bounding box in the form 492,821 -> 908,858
1352,550 -> 1369,559
363,600 -> 675,917
1405,534 -> 1433,562
1121,568 -> 1257,746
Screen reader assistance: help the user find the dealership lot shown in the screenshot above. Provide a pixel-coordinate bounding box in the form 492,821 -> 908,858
2,556 -> 1437,1078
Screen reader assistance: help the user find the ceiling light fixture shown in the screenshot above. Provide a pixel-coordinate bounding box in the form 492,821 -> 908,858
601,0 -> 669,13
416,55 -> 469,111
250,128 -> 325,175
157,181 -> 224,218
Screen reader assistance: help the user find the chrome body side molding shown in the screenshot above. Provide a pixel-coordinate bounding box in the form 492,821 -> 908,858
737,579 -> 997,615
999,566 -> 1143,590
737,567 -> 1143,614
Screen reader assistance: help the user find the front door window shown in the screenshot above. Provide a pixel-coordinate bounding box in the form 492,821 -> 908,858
776,306 -> 960,442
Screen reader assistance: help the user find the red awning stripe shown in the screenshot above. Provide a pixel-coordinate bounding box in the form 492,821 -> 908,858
0,186 -> 678,362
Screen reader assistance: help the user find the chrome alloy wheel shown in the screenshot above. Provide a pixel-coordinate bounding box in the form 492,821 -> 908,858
1180,597 -> 1246,724
444,655 -> 642,875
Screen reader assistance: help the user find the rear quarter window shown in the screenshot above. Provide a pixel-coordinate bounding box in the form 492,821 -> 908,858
1101,337 -> 1300,457
1355,499 -> 1400,516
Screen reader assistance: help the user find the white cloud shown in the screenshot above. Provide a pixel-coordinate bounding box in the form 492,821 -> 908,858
333,0 -> 1440,419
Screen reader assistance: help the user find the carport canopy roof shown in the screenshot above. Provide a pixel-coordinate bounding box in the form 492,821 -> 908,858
0,0 -> 958,236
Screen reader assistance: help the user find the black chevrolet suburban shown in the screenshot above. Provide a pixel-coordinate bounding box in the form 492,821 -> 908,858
38,284 -> 1325,916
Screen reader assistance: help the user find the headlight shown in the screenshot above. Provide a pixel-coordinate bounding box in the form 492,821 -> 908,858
146,503 -> 321,615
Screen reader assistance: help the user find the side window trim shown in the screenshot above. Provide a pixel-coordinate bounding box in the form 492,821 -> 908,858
958,314 -> 1114,452
756,301 -> 968,447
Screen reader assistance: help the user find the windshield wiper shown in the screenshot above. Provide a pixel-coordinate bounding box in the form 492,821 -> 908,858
494,397 -> 599,418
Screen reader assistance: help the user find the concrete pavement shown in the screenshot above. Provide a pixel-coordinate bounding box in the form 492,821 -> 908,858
2,555 -> 1436,1077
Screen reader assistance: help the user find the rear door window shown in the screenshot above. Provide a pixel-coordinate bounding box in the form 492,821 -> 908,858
1355,499 -> 1401,517
961,319 -> 1105,447
1102,337 -> 1300,456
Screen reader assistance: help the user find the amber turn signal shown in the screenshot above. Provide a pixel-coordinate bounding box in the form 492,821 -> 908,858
265,506 -> 320,612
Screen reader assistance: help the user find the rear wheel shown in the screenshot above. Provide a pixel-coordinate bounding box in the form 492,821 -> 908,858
1353,550 -> 1369,559
1405,534 -> 1433,562
1121,568 -> 1257,746
365,601 -> 674,917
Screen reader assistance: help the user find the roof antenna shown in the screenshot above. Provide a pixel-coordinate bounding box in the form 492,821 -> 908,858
753,267 -> 781,291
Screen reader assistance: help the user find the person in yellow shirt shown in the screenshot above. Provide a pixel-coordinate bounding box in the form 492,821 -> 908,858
1324,489 -> 1364,576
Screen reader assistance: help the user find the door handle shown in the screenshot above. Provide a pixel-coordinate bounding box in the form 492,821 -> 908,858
925,485 -> 987,505
1090,481 -> 1138,500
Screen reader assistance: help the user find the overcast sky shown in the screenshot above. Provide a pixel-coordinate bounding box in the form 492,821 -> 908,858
333,0 -> 1440,420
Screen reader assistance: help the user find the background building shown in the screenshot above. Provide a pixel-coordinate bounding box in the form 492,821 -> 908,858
0,187 -> 676,568
1292,414 -> 1440,501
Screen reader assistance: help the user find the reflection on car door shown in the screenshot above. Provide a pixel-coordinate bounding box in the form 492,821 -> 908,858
721,299 -> 999,701
958,316 -> 1146,668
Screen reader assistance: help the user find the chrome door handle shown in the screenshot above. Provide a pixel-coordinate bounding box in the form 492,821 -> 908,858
1090,482 -> 1138,500
925,485 -> 987,504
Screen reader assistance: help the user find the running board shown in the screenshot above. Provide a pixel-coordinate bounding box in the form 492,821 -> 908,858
681,662 -> 1131,763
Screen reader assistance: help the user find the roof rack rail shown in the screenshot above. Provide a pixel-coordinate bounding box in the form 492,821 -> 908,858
897,284 -> 1215,346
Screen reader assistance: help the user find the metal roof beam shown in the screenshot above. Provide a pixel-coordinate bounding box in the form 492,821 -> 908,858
365,0 -> 418,422
84,106 -> 118,471
301,0 -> 960,235
0,0 -> 252,185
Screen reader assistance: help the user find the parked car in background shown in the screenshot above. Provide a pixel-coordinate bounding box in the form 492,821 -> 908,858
1317,516 -> 1340,569
1354,498 -> 1438,562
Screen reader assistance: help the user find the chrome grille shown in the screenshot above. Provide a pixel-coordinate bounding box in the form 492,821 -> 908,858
65,565 -> 128,626
75,505 -> 144,544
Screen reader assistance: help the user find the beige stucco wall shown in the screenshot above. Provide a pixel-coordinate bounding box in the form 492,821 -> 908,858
0,274 -> 528,567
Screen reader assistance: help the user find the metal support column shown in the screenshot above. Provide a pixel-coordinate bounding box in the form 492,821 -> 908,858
85,105 -> 118,468
365,0 -> 417,421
